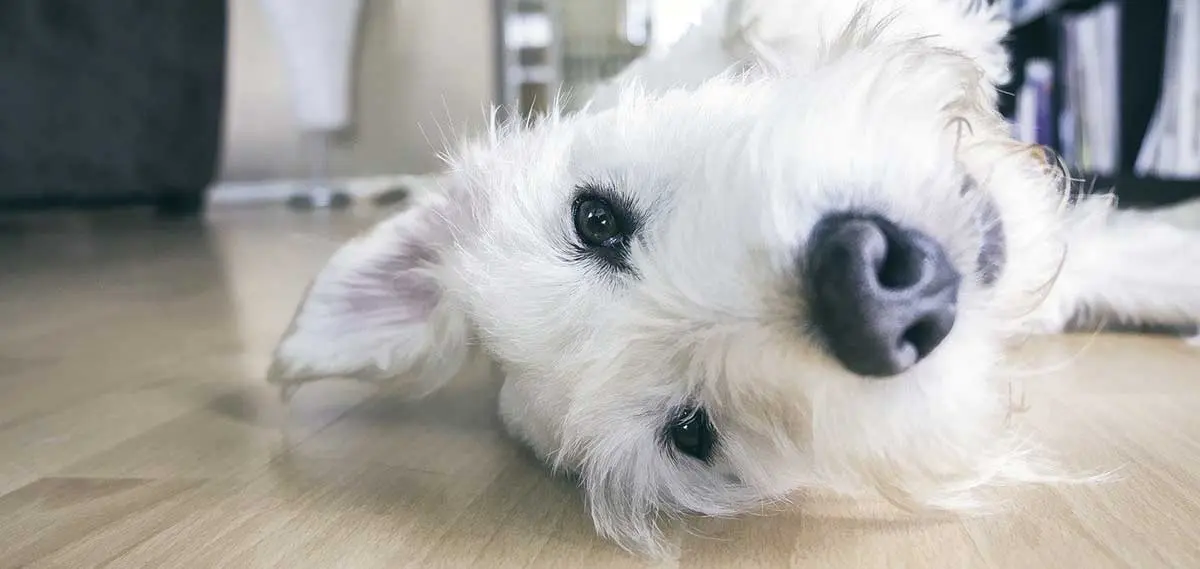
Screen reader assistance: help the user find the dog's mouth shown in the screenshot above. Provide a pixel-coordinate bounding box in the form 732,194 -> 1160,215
974,194 -> 1006,287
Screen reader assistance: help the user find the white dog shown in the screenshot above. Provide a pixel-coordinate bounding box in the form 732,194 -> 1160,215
268,0 -> 1200,557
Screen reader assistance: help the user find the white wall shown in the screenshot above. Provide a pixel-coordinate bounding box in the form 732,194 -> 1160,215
560,0 -> 624,43
218,0 -> 497,182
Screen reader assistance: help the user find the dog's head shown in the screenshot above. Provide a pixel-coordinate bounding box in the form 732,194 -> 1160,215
270,34 -> 1068,557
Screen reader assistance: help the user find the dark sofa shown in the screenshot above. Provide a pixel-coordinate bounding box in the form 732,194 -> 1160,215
0,0 -> 226,215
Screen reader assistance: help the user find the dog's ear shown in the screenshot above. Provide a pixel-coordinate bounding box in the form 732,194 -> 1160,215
267,198 -> 471,398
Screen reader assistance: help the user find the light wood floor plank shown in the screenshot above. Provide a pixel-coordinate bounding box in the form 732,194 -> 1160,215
2,208 -> 1199,568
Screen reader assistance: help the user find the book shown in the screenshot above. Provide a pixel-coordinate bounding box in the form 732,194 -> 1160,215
1059,2 -> 1121,175
1136,0 -> 1200,178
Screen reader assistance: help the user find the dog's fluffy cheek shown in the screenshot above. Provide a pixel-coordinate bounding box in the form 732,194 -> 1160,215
497,371 -> 574,462
497,370 -> 684,555
676,310 -> 1020,504
808,316 -> 1026,507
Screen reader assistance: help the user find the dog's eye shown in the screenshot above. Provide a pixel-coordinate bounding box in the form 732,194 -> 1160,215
569,189 -> 640,273
668,408 -> 715,462
574,197 -> 626,247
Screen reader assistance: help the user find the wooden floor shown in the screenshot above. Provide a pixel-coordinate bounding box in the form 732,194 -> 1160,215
2,206 -> 1200,568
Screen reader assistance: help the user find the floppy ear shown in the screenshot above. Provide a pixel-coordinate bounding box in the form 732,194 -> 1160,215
267,198 -> 471,399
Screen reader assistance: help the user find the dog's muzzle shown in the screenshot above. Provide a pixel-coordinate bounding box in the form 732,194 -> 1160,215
805,213 -> 962,378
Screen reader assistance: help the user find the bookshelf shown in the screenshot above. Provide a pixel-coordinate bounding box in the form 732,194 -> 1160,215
998,0 -> 1200,208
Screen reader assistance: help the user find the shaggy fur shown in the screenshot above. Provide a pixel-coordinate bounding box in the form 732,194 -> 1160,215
268,0 -> 1200,557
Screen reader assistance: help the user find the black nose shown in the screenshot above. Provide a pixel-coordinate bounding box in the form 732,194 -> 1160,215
805,213 -> 961,377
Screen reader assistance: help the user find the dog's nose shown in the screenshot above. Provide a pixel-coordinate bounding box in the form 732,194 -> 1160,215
805,213 -> 960,377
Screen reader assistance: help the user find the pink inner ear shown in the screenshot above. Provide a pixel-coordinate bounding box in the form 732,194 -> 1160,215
341,239 -> 442,324
332,181 -> 475,329
387,271 -> 441,320
270,187 -> 477,385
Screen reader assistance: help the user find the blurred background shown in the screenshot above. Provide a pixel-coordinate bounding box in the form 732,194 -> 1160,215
0,0 -> 1195,213
0,0 -> 716,212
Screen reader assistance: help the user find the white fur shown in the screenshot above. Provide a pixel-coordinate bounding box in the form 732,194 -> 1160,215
585,0 -> 1011,111
1030,194 -> 1200,332
268,0 -> 1200,558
